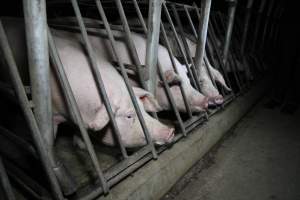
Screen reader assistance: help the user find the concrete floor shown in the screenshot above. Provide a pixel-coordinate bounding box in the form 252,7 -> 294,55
161,101 -> 300,200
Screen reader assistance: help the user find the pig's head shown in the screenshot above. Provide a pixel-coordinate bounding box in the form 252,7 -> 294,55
101,87 -> 175,148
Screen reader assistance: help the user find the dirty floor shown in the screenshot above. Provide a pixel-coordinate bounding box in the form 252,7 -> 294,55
161,101 -> 300,200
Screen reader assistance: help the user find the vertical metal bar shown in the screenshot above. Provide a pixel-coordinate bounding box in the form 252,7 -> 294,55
92,0 -> 158,159
241,0 -> 254,55
194,0 -> 212,78
23,0 -> 53,147
0,157 -> 16,200
114,0 -> 147,90
132,0 -> 191,125
184,5 -> 198,40
251,0 -> 267,52
145,0 -> 162,94
48,29 -> 116,194
0,20 -> 64,200
161,22 -> 192,124
260,0 -> 275,51
132,0 -> 148,33
171,5 -> 201,84
163,3 -> 200,91
222,0 -> 237,65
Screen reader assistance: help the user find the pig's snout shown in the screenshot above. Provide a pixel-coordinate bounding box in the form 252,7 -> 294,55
208,95 -> 224,107
200,97 -> 209,110
155,127 -> 175,145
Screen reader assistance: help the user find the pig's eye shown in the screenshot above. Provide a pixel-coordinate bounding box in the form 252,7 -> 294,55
126,112 -> 135,119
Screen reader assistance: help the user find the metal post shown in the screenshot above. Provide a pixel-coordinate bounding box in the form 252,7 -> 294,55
0,20 -> 64,200
223,0 -> 237,65
241,0 -> 254,54
0,157 -> 16,200
23,0 -> 76,195
145,0 -> 162,94
194,0 -> 212,78
260,0 -> 275,51
184,5 -> 198,40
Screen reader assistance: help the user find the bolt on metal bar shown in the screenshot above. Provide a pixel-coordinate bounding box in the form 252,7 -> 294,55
222,0 -> 237,66
184,5 -> 198,40
0,20 -> 64,200
162,3 -> 199,91
131,0 -> 192,120
114,0 -> 148,90
93,0 -> 158,158
145,0 -> 162,94
170,4 -> 202,91
0,156 -> 16,200
194,0 -> 212,78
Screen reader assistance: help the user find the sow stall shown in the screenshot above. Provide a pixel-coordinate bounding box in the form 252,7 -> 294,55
0,0 -> 277,199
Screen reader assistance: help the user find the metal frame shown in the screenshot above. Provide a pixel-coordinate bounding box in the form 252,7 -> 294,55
0,0 -> 263,199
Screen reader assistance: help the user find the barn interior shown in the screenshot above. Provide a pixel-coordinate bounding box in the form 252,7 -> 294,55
0,1 -> 299,200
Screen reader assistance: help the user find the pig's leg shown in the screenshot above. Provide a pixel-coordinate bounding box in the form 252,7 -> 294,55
159,70 -> 182,86
209,66 -> 231,92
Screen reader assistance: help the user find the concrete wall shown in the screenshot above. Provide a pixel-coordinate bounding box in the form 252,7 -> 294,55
99,78 -> 270,200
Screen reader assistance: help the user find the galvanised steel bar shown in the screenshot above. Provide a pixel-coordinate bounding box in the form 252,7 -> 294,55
145,0 -> 162,93
0,20 -> 64,200
222,0 -> 237,66
93,0 -> 158,158
241,0 -> 254,55
114,0 -> 148,90
162,3 -> 200,91
251,0 -> 267,52
132,0 -> 192,120
23,0 -> 53,147
0,156 -> 15,200
194,0 -> 212,78
23,0 -> 76,195
260,0 -> 275,52
184,5 -> 198,40
170,4 -> 202,92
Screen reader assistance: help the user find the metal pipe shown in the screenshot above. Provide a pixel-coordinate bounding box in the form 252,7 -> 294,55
132,0 -> 147,33
184,5 -> 198,40
0,20 -> 64,200
260,0 -> 275,51
241,0 -> 254,54
0,157 -> 16,200
222,0 -> 237,66
114,0 -> 148,90
93,0 -> 158,158
163,3 -> 200,91
145,0 -> 162,93
194,0 -> 212,78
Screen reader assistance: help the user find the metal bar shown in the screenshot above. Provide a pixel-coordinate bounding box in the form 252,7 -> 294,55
0,20 -> 64,200
260,0 -> 275,51
241,0 -> 254,54
132,0 -> 147,33
131,0 -> 192,120
114,0 -> 147,90
0,157 -> 16,200
145,0 -> 162,93
251,0 -> 267,52
194,0 -> 212,78
184,5 -> 198,40
163,3 -> 200,91
222,0 -> 237,65
171,4 -> 202,90
93,0 -> 158,158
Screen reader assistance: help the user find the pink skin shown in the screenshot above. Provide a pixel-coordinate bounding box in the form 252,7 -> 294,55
1,18 -> 174,148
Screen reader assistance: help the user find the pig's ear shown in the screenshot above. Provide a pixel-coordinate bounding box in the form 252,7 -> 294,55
132,87 -> 163,112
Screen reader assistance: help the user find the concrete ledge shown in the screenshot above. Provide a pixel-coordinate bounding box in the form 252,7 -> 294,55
99,78 -> 270,200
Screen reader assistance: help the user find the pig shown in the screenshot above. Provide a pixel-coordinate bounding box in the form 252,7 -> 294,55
0,18 -> 174,148
165,33 -> 231,105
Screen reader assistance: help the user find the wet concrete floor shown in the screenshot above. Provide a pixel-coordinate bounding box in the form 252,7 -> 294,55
161,100 -> 300,200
